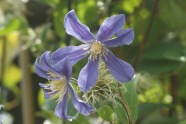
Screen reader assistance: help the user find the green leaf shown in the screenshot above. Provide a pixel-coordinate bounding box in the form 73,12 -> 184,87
143,42 -> 184,61
76,0 -> 98,29
159,0 -> 186,30
0,18 -> 22,36
122,75 -> 139,123
98,105 -> 113,121
140,59 -> 181,74
122,0 -> 142,14
3,65 -> 22,89
141,114 -> 178,124
53,0 -> 67,38
114,103 -> 128,124
138,103 -> 171,119
179,119 -> 186,124
38,89 -> 45,108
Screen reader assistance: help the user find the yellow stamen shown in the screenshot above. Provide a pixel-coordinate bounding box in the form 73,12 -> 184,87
89,41 -> 107,61
46,72 -> 68,102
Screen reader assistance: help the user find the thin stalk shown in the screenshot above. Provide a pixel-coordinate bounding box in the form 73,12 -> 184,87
0,36 -> 6,115
19,40 -> 35,124
134,0 -> 159,70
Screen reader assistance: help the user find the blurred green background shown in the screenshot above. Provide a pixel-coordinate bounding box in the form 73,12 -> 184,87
0,0 -> 186,124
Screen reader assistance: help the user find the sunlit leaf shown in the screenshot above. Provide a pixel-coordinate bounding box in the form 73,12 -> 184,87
38,89 -> 45,108
179,119 -> 186,124
122,0 -> 141,14
76,0 -> 98,29
53,0 -> 67,38
3,65 -> 22,88
0,18 -> 22,36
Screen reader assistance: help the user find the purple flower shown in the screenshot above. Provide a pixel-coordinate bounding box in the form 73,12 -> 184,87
34,52 -> 94,121
51,10 -> 134,93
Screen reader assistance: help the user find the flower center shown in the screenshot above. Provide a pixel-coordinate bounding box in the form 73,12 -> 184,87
89,41 -> 107,61
51,78 -> 68,102
46,72 -> 68,102
90,41 -> 103,55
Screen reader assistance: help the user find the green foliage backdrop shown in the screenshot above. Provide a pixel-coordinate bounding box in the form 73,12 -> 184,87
0,0 -> 186,124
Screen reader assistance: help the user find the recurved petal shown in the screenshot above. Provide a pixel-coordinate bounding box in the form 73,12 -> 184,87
39,51 -> 53,70
102,50 -> 134,82
103,28 -> 134,47
39,83 -> 53,99
69,84 -> 94,115
54,90 -> 72,121
78,58 -> 99,93
51,45 -> 89,65
96,14 -> 125,42
34,59 -> 49,79
34,52 -> 61,80
64,10 -> 95,43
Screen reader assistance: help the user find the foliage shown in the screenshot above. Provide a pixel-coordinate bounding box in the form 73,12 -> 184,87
0,0 -> 186,124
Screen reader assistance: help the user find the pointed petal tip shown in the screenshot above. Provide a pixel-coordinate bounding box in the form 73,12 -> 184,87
64,10 -> 94,43
102,50 -> 135,83
69,84 -> 94,116
96,14 -> 125,41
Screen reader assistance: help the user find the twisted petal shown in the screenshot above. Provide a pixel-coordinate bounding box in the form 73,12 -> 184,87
34,54 -> 58,80
103,28 -> 134,47
54,90 -> 72,121
78,58 -> 99,93
64,10 -> 94,43
69,84 -> 94,115
39,51 -> 53,71
102,51 -> 134,82
96,14 -> 125,42
34,59 -> 51,79
51,45 -> 89,65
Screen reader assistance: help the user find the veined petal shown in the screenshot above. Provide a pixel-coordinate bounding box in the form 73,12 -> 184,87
69,84 -> 94,115
103,28 -> 134,47
102,50 -> 134,82
64,10 -> 94,43
39,83 -> 53,99
34,58 -> 56,80
34,59 -> 49,79
96,14 -> 125,42
54,90 -> 72,121
39,51 -> 52,70
53,58 -> 72,81
51,45 -> 89,65
78,58 -> 99,93
35,52 -> 64,80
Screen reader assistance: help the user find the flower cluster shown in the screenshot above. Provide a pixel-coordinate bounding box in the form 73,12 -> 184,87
34,10 -> 134,121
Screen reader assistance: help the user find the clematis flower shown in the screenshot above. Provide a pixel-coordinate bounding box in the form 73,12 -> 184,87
34,52 -> 94,121
51,10 -> 134,93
